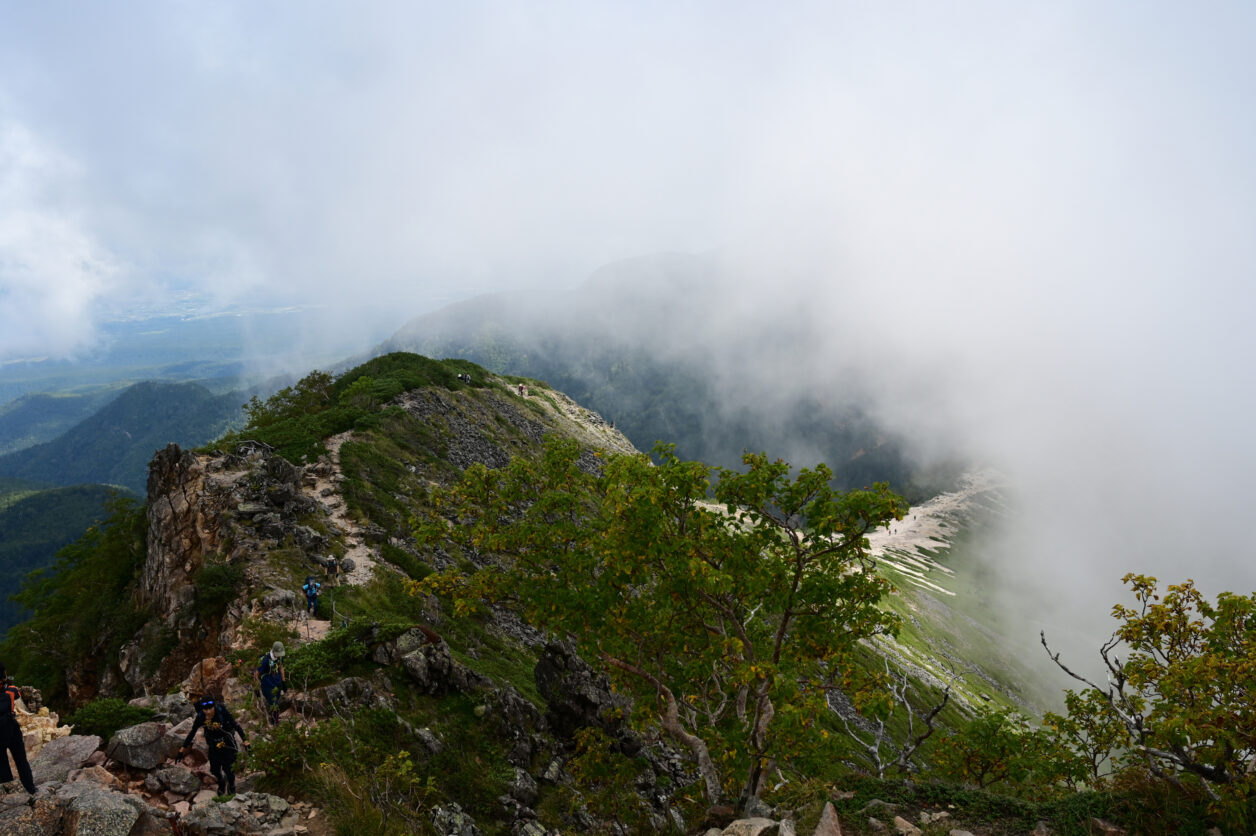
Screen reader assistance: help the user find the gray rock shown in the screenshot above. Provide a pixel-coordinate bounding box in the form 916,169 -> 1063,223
155,765 -> 202,795
30,734 -> 103,785
129,693 -> 195,724
106,722 -> 176,770
430,802 -> 482,836
61,783 -> 147,836
507,768 -> 538,806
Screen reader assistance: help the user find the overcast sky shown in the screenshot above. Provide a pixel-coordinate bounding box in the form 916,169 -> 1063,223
3,2 -> 1255,651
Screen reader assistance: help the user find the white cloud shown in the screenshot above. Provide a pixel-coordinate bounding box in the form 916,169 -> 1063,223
0,121 -> 120,359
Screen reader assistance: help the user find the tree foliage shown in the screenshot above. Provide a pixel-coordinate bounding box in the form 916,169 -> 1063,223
0,496 -> 149,703
412,436 -> 907,808
1043,574 -> 1256,824
222,353 -> 489,463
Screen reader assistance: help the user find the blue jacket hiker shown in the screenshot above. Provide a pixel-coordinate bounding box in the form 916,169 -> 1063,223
254,642 -> 286,724
0,662 -> 36,801
180,695 -> 248,796
302,577 -> 322,614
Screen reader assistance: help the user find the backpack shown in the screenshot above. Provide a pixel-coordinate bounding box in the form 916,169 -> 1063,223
258,653 -> 278,677
1,684 -> 19,718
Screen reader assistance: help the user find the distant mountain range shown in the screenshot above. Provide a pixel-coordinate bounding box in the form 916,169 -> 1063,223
0,381 -> 247,494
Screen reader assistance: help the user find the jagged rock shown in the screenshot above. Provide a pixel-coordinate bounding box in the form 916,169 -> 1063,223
533,641 -> 628,740
129,693 -> 195,724
155,765 -> 202,795
947,830 -> 976,836
399,642 -> 491,694
813,802 -> 843,836
31,734 -> 103,785
1088,820 -> 1125,835
430,802 -> 482,836
180,791 -> 291,835
291,525 -> 325,549
291,676 -> 391,718
106,722 -> 177,770
370,625 -> 442,665
181,657 -> 233,701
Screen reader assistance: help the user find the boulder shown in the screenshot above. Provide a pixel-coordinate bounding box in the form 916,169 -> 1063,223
155,765 -> 203,795
60,783 -> 145,836
129,693 -> 195,724
30,734 -> 102,785
106,722 -> 177,770
181,657 -> 233,702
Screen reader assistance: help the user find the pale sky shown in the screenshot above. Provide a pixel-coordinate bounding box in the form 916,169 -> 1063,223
2,2 -> 1255,652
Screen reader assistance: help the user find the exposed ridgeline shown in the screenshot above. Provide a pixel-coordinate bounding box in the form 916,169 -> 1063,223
109,367 -> 638,702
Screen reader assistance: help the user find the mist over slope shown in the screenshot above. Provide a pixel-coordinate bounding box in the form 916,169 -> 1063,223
381,253 -> 951,498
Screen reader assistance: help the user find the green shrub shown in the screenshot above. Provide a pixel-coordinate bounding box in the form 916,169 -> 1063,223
193,557 -> 245,619
66,697 -> 157,740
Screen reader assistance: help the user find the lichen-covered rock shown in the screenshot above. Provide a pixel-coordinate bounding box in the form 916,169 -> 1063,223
30,734 -> 101,785
430,802 -> 482,836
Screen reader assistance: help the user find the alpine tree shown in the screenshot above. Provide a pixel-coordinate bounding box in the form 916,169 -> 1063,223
1042,574 -> 1256,820
411,437 -> 907,810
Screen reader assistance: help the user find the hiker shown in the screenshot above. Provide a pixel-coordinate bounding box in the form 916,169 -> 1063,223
302,576 -> 322,614
179,695 -> 248,797
0,662 -> 35,801
325,555 -> 339,585
254,642 -> 286,725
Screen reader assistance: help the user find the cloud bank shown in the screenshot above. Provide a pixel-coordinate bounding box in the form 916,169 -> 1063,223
2,2 -> 1255,650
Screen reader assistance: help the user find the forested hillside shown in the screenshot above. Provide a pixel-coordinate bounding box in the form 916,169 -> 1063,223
0,380 -> 246,493
0,483 -> 127,632
0,388 -> 124,455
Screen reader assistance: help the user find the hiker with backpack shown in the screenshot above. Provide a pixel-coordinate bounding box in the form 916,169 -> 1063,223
179,694 -> 248,797
302,576 -> 322,614
254,642 -> 286,725
0,662 -> 36,802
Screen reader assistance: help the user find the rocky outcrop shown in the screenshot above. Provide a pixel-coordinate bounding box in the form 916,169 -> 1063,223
534,640 -> 629,740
